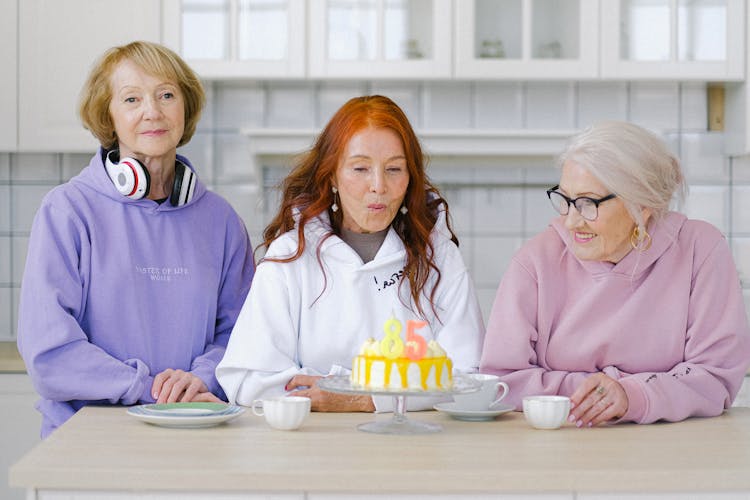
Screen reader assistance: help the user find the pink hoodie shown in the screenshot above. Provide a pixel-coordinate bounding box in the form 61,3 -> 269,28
480,211 -> 750,424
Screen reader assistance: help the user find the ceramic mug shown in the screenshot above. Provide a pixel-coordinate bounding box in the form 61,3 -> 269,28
522,395 -> 571,429
452,373 -> 510,411
252,396 -> 311,430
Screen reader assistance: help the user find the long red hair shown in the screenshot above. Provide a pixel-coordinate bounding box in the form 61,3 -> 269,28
261,95 -> 457,318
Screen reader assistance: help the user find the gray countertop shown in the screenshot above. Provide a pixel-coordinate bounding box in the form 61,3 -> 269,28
0,342 -> 26,373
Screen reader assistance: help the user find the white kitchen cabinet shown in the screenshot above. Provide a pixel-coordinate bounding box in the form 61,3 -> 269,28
308,0 -> 452,79
0,374 -> 41,500
162,0 -> 306,79
18,0 -> 161,152
454,0 -> 599,80
601,0 -> 745,80
0,0 -> 17,151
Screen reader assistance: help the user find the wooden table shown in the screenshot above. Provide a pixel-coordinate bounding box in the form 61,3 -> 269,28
10,406 -> 750,499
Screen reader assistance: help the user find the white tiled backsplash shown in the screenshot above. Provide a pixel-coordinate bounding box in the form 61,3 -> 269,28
1,81 -> 749,339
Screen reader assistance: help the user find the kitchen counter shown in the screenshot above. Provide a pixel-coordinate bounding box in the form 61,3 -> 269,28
10,405 -> 750,499
0,342 -> 25,373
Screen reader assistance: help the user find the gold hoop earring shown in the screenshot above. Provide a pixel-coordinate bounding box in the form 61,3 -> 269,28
630,226 -> 652,252
331,186 -> 339,213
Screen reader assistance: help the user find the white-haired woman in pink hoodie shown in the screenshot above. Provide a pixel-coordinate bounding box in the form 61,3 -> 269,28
480,121 -> 750,427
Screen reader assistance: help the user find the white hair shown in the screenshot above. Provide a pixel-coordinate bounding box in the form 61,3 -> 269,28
557,121 -> 687,233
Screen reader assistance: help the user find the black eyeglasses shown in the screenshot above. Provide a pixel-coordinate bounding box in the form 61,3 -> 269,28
546,185 -> 617,221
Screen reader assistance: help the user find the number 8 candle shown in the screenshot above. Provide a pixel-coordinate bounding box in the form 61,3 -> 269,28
380,315 -> 404,359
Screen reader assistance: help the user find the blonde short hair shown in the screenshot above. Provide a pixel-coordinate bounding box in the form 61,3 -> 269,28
78,40 -> 205,149
557,121 -> 687,229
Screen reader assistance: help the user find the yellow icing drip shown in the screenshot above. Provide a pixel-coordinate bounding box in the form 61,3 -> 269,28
396,359 -> 409,387
419,358 -> 432,389
352,354 -> 453,390
383,357 -> 393,385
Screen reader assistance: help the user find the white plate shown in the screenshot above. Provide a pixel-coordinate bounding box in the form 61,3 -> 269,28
137,402 -> 235,417
433,402 -> 514,422
127,403 -> 245,428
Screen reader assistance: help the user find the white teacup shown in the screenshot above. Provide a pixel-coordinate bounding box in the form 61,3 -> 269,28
252,396 -> 311,430
522,395 -> 570,429
452,373 -> 509,411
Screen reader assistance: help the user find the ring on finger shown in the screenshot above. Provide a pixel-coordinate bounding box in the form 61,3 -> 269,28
595,385 -> 605,396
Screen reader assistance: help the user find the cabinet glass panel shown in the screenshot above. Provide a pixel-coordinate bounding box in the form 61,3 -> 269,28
678,0 -> 726,61
239,0 -> 288,60
474,0 -> 522,59
327,0 -> 378,60
383,0 -> 433,60
620,0 -> 670,61
326,0 -> 433,61
531,0 -> 579,59
182,0 -> 230,60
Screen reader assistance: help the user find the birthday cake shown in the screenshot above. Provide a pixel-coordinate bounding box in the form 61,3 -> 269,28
351,317 -> 453,391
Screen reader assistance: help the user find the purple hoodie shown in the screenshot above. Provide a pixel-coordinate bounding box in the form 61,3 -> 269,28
480,212 -> 750,423
17,149 -> 255,437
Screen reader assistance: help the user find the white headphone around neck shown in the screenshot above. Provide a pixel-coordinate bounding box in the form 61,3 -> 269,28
105,150 -> 196,206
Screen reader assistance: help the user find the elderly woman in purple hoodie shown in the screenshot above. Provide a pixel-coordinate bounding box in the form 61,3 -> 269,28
480,121 -> 750,427
17,41 -> 254,437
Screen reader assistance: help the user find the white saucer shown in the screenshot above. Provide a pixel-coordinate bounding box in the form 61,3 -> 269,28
433,402 -> 514,422
127,403 -> 245,428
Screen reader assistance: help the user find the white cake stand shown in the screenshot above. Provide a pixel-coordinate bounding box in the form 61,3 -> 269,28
318,375 -> 481,435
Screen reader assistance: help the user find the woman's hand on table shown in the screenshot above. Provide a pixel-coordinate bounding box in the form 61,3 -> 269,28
189,391 -> 223,403
569,373 -> 628,428
286,374 -> 375,412
152,369 -> 213,404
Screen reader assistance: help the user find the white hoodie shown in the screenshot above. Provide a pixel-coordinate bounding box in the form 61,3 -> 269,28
216,206 -> 485,411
